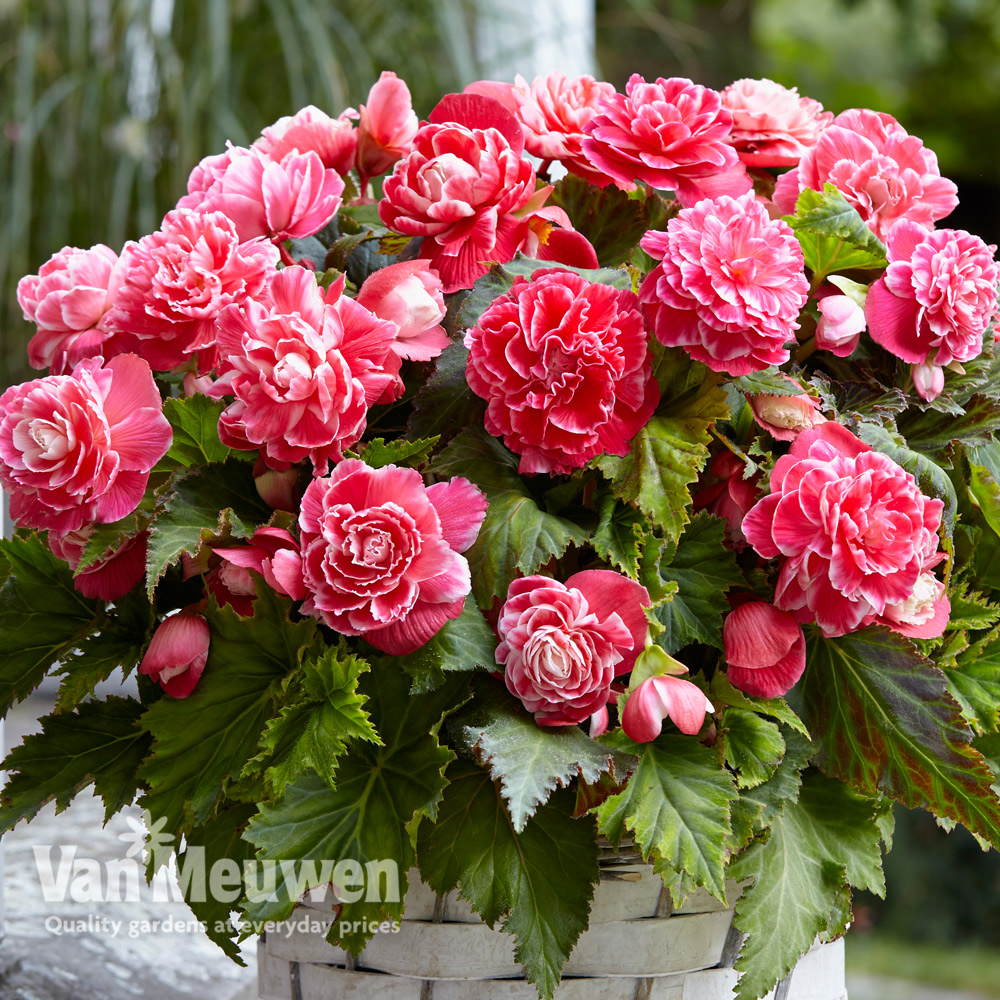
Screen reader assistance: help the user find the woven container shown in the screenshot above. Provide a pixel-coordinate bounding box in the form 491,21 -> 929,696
257,846 -> 846,1000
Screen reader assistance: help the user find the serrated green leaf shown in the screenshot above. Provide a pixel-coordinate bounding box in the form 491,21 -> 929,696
406,342 -> 487,441
948,633 -> 1000,735
591,491 -> 645,579
899,396 -> 1000,458
417,759 -> 599,1000
0,696 -> 150,832
810,374 -> 908,424
732,368 -> 804,396
945,585 -> 1000,632
77,511 -> 148,572
156,394 -> 232,470
709,673 -> 810,738
801,627 -> 1000,848
723,709 -> 786,789
354,436 -> 439,469
595,731 -> 737,901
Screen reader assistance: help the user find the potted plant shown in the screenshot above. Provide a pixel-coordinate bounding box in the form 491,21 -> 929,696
2,68 -> 999,1000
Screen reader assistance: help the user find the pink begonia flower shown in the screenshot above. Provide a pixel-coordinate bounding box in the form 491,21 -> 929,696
911,361 -> 945,403
18,245 -> 123,374
742,422 -> 948,637
866,220 -> 999,401
356,260 -> 450,362
210,267 -> 396,475
692,452 -> 760,550
622,673 -> 714,742
49,527 -> 148,601
639,192 -> 808,376
865,569 -> 950,638
720,78 -> 833,167
582,74 -> 751,205
255,105 -> 359,176
465,268 -> 659,475
723,600 -> 806,698
815,291 -> 866,357
0,354 -> 171,534
356,72 -> 419,187
498,570 -> 650,727
104,209 -> 279,372
177,145 -> 344,243
749,381 -> 826,442
139,611 -> 210,699
209,527 -> 306,617
772,109 -> 958,241
253,459 -> 300,511
298,460 -> 487,654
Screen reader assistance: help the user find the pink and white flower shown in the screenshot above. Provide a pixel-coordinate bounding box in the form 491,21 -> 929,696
209,527 -> 306,616
49,527 -> 148,601
621,670 -> 714,742
749,381 -> 826,441
639,192 -> 808,375
815,290 -> 866,357
298,460 -> 487,654
723,600 -> 806,698
139,611 -> 210,699
255,105 -> 359,176
356,72 -> 419,187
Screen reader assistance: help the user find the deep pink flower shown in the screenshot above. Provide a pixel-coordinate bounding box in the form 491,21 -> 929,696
0,354 -> 171,534
749,380 -> 826,442
255,105 -> 359,176
210,267 -> 397,474
723,601 -> 806,698
815,290 -> 866,357
298,460 -> 487,653
720,78 -> 833,167
465,268 -> 659,475
866,220 -> 998,399
772,109 -> 958,241
139,611 -> 210,699
356,72 -> 419,187
209,527 -> 306,616
621,674 -> 713,742
498,570 -> 650,727
742,422 -> 947,636
355,260 -> 449,362
639,193 -> 808,376
104,209 -> 279,372
582,74 -> 750,205
18,245 -> 123,374
49,527 -> 148,601
178,145 -> 344,243
693,453 -> 760,550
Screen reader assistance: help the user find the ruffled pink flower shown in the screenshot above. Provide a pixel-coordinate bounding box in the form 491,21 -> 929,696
178,145 -> 344,243
749,381 -> 826,442
355,260 -> 449,362
742,422 -> 947,636
866,221 -> 998,398
720,78 -> 833,167
465,268 -> 659,475
298,460 -> 487,653
723,600 -> 806,698
18,245 -> 123,374
255,105 -> 359,176
692,452 -> 760,550
772,109 -> 958,241
209,527 -> 306,616
356,72 -> 419,187
0,354 -> 171,534
139,611 -> 210,699
864,570 -> 950,639
639,192 -> 808,375
498,570 -> 650,727
49,527 -> 148,601
210,267 -> 397,474
582,74 -> 750,205
815,290 -> 866,357
104,209 -> 279,372
621,674 -> 713,742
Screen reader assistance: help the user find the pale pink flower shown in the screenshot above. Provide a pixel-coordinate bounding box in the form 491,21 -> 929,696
749,381 -> 826,442
18,245 -> 122,374
621,674 -> 713,742
911,361 -> 945,403
720,78 -> 833,167
723,600 -> 806,698
356,72 -> 419,187
48,527 -> 148,601
255,105 -> 359,176
498,570 -> 650,727
139,611 -> 210,699
772,109 -> 958,241
210,267 -> 397,475
639,192 -> 808,375
105,209 -> 279,372
582,74 -> 750,205
465,268 -> 659,475
0,354 -> 171,534
815,291 -> 866,356
298,460 -> 487,653
742,422 -> 947,636
209,526 -> 306,616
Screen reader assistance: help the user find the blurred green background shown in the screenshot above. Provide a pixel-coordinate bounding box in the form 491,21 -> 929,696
1,2 -> 999,985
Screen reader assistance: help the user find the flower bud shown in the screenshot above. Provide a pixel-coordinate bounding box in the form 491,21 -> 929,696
750,386 -> 825,442
912,361 -> 945,402
355,72 -> 418,186
723,601 -> 805,698
253,459 -> 300,511
139,611 -> 210,699
815,293 -> 866,356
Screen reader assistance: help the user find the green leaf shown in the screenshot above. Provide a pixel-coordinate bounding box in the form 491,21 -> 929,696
394,595 -> 497,693
431,430 -> 589,607
247,646 -> 380,797
898,396 -> 1000,457
649,512 -> 745,653
146,460 -> 272,596
723,709 -> 786,789
801,627 -> 1000,848
353,436 -> 439,469
0,535 -> 99,715
591,491 -> 645,579
595,731 -> 737,901
594,377 -> 729,546
944,584 -> 1000,632
0,696 -> 151,832
156,395 -> 232,469
709,672 -> 810,738
968,460 -> 1000,540
948,633 -> 1000,735
730,771 -> 889,1000
732,368 -> 804,396
454,676 -> 638,832
77,511 -> 148,572
787,184 -> 888,281
243,670 -> 466,954
140,587 -> 315,861
417,760 -> 599,1000
406,342 -> 487,441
